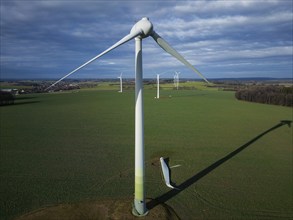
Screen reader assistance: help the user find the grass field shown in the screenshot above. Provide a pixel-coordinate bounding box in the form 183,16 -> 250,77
0,86 -> 292,219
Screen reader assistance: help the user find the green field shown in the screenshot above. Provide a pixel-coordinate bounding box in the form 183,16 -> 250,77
0,86 -> 292,219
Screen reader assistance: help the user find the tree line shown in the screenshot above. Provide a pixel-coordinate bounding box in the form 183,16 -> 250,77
0,91 -> 15,106
235,85 -> 292,107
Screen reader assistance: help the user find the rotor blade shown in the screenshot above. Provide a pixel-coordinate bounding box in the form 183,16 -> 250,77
46,30 -> 142,90
160,157 -> 180,190
151,31 -> 209,84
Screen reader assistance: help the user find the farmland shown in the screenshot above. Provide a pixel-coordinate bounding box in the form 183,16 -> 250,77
0,83 -> 292,219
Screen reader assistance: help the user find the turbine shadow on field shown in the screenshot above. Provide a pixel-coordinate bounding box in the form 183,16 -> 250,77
147,120 -> 292,210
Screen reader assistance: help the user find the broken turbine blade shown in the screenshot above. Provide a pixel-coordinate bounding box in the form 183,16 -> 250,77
160,157 -> 180,190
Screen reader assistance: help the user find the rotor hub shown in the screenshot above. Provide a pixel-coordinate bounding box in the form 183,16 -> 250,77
131,17 -> 153,38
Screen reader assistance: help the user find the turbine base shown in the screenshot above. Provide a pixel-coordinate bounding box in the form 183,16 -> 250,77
132,200 -> 149,217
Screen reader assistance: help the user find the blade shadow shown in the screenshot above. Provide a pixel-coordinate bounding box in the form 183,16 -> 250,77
147,120 -> 292,210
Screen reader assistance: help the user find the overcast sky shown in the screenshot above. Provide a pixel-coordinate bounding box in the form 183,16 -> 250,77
1,0 -> 292,80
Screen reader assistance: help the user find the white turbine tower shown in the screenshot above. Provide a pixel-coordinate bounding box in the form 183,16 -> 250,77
46,17 -> 209,216
156,73 -> 160,99
175,71 -> 180,90
118,72 -> 123,93
173,72 -> 176,88
156,70 -> 169,99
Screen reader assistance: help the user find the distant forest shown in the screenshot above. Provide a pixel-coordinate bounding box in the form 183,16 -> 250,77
235,85 -> 293,107
0,91 -> 15,106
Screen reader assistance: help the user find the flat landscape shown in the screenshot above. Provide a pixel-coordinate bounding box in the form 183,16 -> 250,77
0,83 -> 292,219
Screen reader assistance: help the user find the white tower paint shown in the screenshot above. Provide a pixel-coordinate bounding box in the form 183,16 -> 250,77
156,74 -> 160,99
118,73 -> 123,93
133,36 -> 148,215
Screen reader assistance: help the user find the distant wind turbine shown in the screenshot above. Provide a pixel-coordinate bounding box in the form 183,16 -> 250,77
118,72 -> 123,93
174,71 -> 180,90
173,72 -> 177,88
156,70 -> 170,99
46,17 -> 209,216
156,73 -> 160,99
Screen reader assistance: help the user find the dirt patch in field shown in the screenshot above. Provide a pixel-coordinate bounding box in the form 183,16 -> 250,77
15,198 -> 179,220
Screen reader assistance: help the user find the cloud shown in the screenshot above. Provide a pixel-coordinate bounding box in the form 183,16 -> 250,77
1,0 -> 292,79
173,0 -> 279,13
155,10 -> 292,40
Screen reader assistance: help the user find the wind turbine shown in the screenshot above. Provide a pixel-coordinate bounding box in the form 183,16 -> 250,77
173,72 -> 177,88
118,72 -> 123,93
46,17 -> 209,216
156,73 -> 160,99
174,71 -> 180,90
156,70 -> 170,99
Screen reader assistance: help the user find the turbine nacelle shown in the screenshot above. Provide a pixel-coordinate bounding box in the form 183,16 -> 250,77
131,17 -> 153,38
